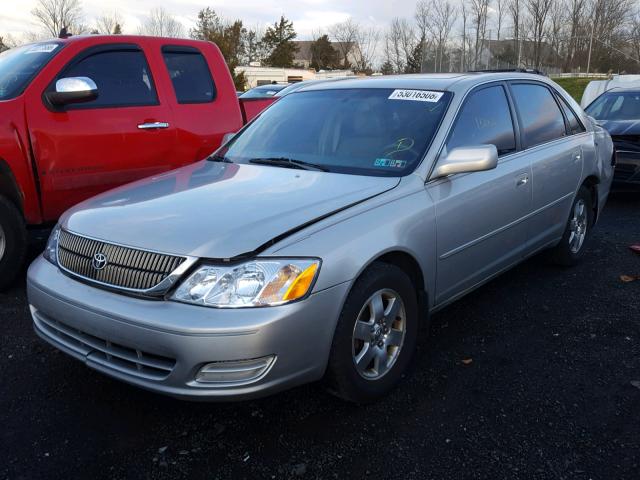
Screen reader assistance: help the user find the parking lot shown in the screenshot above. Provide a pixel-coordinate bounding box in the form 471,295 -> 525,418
1,193 -> 638,480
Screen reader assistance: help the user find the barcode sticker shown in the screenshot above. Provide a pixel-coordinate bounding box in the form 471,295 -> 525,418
388,89 -> 443,102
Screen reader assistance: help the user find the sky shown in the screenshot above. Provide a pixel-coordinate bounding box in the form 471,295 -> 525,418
0,0 -> 421,41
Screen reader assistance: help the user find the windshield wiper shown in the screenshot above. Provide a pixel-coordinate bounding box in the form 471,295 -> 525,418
248,157 -> 329,172
208,152 -> 233,163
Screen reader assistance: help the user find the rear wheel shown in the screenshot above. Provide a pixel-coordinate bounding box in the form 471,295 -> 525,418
550,186 -> 594,266
0,196 -> 27,291
325,262 -> 419,403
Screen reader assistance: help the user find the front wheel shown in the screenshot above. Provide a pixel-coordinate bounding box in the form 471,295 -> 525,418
0,196 -> 27,291
550,186 -> 594,266
325,262 -> 419,403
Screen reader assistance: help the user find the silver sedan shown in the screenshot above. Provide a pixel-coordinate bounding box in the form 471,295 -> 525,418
28,73 -> 614,402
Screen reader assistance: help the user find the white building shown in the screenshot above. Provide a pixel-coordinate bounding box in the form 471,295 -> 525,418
236,65 -> 355,89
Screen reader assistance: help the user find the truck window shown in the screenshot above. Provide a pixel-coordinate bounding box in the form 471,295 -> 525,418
162,47 -> 216,104
61,50 -> 158,108
446,85 -> 516,156
511,83 -> 566,147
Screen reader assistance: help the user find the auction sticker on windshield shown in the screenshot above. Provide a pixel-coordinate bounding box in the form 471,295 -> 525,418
388,89 -> 443,102
25,44 -> 59,54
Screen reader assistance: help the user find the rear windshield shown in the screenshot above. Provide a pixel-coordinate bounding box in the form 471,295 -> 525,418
0,42 -> 63,100
586,91 -> 640,121
222,88 -> 452,177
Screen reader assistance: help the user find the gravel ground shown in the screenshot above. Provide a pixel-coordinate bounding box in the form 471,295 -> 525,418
1,194 -> 639,480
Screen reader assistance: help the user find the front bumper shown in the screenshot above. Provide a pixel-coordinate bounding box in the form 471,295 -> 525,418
613,150 -> 640,188
27,256 -> 349,401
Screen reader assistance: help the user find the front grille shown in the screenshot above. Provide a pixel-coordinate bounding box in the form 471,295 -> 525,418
34,310 -> 176,380
58,230 -> 186,291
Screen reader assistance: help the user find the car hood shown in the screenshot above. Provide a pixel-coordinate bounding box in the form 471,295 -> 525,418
596,119 -> 640,136
62,161 -> 400,258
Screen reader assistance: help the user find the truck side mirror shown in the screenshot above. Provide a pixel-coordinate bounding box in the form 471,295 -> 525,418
45,77 -> 98,107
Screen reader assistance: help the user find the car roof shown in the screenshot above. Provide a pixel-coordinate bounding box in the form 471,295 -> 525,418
297,72 -> 554,94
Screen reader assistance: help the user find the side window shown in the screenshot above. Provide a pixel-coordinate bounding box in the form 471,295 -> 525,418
447,85 -> 516,156
511,83 -> 566,147
61,49 -> 157,108
162,47 -> 216,103
557,95 -> 586,135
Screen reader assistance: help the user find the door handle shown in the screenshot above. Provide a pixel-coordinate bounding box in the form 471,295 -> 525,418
516,175 -> 529,187
138,122 -> 169,130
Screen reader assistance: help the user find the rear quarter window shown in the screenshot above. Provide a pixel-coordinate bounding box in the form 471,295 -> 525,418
162,46 -> 216,104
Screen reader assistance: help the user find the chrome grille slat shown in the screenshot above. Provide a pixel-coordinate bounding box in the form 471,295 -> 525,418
57,230 -> 186,292
34,311 -> 176,380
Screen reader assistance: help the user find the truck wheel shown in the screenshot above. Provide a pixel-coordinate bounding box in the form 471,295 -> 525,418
0,196 -> 27,291
550,186 -> 594,267
325,262 -> 419,403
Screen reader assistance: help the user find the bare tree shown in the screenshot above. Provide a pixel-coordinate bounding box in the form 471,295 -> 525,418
526,0 -> 554,68
385,18 -> 415,73
470,0 -> 491,69
415,1 -> 432,71
329,19 -> 359,68
509,0 -> 523,66
352,26 -> 380,73
427,0 -> 457,72
31,0 -> 85,37
461,0 -> 470,70
94,10 -> 124,35
139,8 -> 185,38
495,0 -> 506,41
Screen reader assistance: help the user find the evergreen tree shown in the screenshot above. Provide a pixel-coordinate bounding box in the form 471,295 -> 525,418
380,60 -> 394,75
405,35 -> 425,73
191,8 -> 246,90
262,16 -> 298,68
113,23 -> 122,34
310,34 -> 338,70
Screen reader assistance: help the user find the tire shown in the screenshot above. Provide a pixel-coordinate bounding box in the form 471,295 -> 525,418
325,262 -> 419,403
0,196 -> 27,291
550,186 -> 594,267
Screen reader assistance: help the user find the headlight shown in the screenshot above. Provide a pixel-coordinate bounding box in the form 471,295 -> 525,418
171,259 -> 320,308
43,224 -> 61,266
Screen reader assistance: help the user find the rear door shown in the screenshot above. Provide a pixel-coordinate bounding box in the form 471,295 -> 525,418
160,44 -> 244,161
428,83 -> 532,305
25,43 -> 177,220
508,82 -> 584,251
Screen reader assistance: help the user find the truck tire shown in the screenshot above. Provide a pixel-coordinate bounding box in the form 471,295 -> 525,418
0,196 -> 27,291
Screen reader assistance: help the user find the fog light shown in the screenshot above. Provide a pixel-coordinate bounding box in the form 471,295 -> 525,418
195,356 -> 275,385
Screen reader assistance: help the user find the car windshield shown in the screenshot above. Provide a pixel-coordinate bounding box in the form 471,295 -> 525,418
0,41 -> 63,100
220,88 -> 452,177
585,91 -> 640,121
239,84 -> 287,98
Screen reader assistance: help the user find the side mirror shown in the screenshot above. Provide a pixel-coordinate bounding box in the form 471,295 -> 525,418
45,77 -> 98,107
432,145 -> 498,179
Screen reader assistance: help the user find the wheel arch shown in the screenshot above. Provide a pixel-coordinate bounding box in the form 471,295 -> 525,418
0,159 -> 24,214
362,249 -> 429,318
582,174 -> 600,224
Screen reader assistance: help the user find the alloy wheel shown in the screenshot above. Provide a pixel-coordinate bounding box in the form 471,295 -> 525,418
351,289 -> 406,380
568,199 -> 588,254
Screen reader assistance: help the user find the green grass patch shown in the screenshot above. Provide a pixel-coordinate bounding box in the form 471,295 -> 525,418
551,77 -> 604,102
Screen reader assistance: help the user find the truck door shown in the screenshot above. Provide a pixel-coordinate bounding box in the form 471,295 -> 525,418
25,44 -> 177,220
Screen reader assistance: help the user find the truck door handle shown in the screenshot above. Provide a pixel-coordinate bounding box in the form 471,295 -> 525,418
516,175 -> 529,186
138,122 -> 169,130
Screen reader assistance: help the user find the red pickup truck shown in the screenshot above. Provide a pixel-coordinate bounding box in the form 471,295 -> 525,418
0,35 -> 267,289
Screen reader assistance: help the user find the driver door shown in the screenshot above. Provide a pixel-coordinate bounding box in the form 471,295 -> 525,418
427,83 -> 532,305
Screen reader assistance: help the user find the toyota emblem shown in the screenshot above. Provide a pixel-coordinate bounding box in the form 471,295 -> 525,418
92,252 -> 108,271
